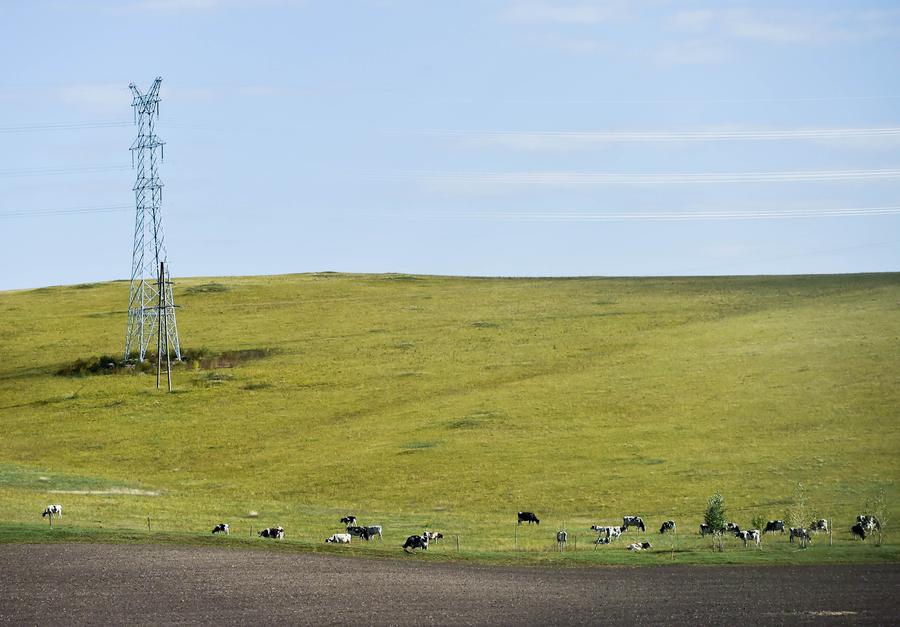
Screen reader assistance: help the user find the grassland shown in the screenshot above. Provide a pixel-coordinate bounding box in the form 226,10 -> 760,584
1,272 -> 898,564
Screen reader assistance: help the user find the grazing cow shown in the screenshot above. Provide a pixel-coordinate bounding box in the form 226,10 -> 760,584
402,535 -> 429,553
346,526 -> 371,541
211,523 -> 229,535
340,516 -> 357,526
857,515 -> 881,532
659,520 -> 676,534
366,525 -> 383,541
41,505 -> 62,518
725,522 -> 741,534
423,531 -> 443,542
325,533 -> 352,544
789,527 -> 810,543
517,512 -> 540,525
850,523 -> 867,540
556,531 -> 567,549
735,529 -> 761,547
699,523 -> 712,537
764,520 -> 786,534
810,519 -> 828,533
627,542 -> 652,551
622,516 -> 645,532
258,527 -> 285,539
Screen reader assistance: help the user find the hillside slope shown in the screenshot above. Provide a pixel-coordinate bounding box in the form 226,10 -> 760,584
1,273 -> 898,549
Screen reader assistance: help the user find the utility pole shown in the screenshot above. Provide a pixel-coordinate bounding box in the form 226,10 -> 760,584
125,77 -> 182,363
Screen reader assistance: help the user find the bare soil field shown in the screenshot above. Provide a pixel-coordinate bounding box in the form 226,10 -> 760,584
1,544 -> 897,625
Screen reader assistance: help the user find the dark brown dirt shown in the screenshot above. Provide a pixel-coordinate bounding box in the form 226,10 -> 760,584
1,544 -> 898,625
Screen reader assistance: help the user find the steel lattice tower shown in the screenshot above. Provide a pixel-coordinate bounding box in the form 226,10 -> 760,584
124,77 -> 182,362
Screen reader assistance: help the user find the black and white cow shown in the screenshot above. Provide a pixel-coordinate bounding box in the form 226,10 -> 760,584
340,516 -> 357,526
366,525 -> 383,540
659,520 -> 676,534
627,542 -> 652,551
212,523 -> 229,535
326,533 -> 352,544
789,527 -> 810,543
764,520 -> 785,534
594,536 -> 611,546
346,526 -> 371,540
402,535 -> 429,553
41,504 -> 62,518
259,527 -> 285,539
857,515 -> 881,532
735,529 -> 761,547
699,523 -> 712,537
725,522 -> 741,534
810,519 -> 828,533
517,512 -> 540,525
591,525 -> 625,540
556,531 -> 567,548
622,516 -> 645,532
423,531 -> 443,542
850,522 -> 867,540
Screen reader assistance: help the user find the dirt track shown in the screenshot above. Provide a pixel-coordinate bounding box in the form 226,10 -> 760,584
1,544 -> 898,625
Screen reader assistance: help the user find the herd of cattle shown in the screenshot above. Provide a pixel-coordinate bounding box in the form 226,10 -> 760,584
39,505 -> 883,553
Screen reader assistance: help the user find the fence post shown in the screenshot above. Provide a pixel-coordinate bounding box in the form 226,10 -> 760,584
515,525 -> 518,551
147,516 -> 151,532
456,535 -> 460,553
829,518 -> 833,546
573,534 -> 577,551
48,513 -> 53,528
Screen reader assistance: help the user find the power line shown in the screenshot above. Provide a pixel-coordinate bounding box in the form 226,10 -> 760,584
0,204 -> 132,219
0,121 -> 132,133
0,164 -> 132,178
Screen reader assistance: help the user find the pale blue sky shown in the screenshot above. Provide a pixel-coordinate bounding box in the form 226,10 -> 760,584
2,0 -> 899,289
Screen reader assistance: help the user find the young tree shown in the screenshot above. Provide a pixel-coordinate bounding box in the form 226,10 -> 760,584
705,492 -> 727,551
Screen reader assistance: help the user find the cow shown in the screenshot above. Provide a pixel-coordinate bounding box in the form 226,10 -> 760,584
591,525 -> 624,540
594,536 -> 611,546
517,512 -> 540,525
41,505 -> 62,518
340,516 -> 357,526
366,525 -> 383,541
810,519 -> 828,534
850,522 -> 867,540
764,520 -> 785,534
622,516 -> 645,532
857,515 -> 881,532
789,527 -> 810,543
326,533 -> 352,544
346,526 -> 371,540
699,523 -> 712,537
627,542 -> 652,551
258,527 -> 284,539
725,522 -> 740,534
556,531 -> 567,549
423,531 -> 443,543
659,520 -> 676,534
735,529 -> 761,547
211,523 -> 229,535
402,535 -> 428,553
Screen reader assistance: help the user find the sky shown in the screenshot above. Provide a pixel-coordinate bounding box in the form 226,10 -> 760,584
2,0 -> 900,290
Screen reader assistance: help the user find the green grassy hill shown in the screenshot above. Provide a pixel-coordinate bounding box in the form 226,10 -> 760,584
1,273 -> 898,561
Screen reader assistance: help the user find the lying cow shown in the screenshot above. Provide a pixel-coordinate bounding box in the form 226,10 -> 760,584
340,516 -> 357,526
594,536 -> 611,546
659,520 -> 676,534
212,523 -> 229,535
326,533 -> 351,544
764,520 -> 785,534
850,522 -> 867,540
622,516 -> 645,532
423,531 -> 443,542
402,535 -> 429,553
41,504 -> 62,518
259,527 -> 284,539
789,527 -> 810,543
810,519 -> 828,533
627,542 -> 652,551
517,512 -> 540,525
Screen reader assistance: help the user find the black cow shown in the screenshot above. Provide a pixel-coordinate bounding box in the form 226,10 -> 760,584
517,512 -> 540,525
340,516 -> 357,526
659,520 -> 676,534
402,535 -> 429,553
764,520 -> 785,534
699,523 -> 712,536
622,516 -> 645,532
850,523 -> 867,540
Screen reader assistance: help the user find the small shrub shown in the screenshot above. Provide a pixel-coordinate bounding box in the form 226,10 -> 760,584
705,492 -> 727,552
